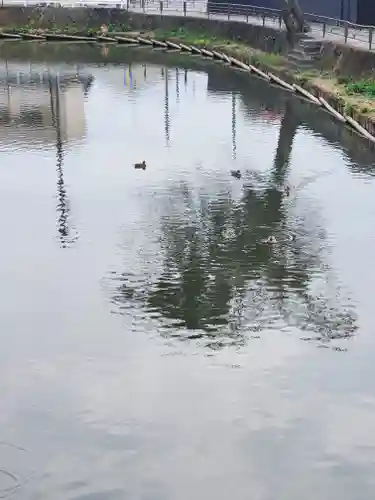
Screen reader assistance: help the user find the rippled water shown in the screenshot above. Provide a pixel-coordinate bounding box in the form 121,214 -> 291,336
1,43 -> 375,500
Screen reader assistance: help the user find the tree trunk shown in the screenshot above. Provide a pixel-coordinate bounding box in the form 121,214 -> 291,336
282,0 -> 309,34
272,99 -> 300,185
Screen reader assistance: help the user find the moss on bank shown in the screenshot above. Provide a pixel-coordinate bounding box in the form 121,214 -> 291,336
153,27 -> 287,70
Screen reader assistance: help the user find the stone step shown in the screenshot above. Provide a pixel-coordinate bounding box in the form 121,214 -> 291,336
288,49 -> 313,59
287,52 -> 314,62
286,36 -> 323,67
302,47 -> 322,56
300,37 -> 324,46
286,59 -> 318,71
300,41 -> 322,51
287,56 -> 316,65
287,60 -> 317,69
289,48 -> 308,58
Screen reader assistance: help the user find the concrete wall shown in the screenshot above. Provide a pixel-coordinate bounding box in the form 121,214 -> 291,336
0,6 -> 292,53
1,6 -> 375,76
320,39 -> 375,77
357,0 -> 375,25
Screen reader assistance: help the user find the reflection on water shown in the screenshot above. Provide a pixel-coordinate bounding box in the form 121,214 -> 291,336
164,67 -> 170,146
0,62 -> 91,247
48,75 -> 76,248
0,45 -> 375,500
0,61 -> 92,148
110,109 -> 357,348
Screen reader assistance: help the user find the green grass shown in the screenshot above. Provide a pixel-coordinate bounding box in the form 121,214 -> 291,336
250,51 -> 284,68
154,27 -> 285,68
154,27 -> 230,47
345,79 -> 375,99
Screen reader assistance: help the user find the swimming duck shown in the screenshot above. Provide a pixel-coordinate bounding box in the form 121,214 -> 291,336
263,234 -> 295,245
230,169 -> 241,179
264,235 -> 277,245
134,161 -> 146,170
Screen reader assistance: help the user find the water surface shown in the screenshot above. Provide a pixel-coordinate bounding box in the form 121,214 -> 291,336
0,44 -> 375,500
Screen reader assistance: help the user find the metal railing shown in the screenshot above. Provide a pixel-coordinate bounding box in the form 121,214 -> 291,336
1,0 -> 374,50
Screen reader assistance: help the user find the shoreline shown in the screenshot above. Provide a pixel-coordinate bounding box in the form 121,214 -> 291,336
1,22 -> 375,145
0,4 -> 375,142
150,29 -> 375,141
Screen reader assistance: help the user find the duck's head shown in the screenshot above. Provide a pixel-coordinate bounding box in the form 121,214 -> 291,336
231,169 -> 241,178
267,236 -> 277,244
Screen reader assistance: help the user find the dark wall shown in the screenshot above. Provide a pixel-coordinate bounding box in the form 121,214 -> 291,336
297,0 -> 358,22
208,0 -> 359,22
357,0 -> 375,25
298,0 -> 357,21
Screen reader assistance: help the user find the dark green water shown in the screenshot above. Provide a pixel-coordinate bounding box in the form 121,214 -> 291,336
0,43 -> 375,500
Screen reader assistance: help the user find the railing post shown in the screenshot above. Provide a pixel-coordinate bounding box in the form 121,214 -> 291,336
279,15 -> 282,28
369,27 -> 373,50
141,0 -> 145,13
262,13 -> 265,26
246,10 -> 249,23
160,0 -> 163,16
227,2 -> 230,21
183,0 -> 186,16
344,22 -> 348,44
322,22 -> 326,38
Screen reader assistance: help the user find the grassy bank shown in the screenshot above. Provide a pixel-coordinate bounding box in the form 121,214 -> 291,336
153,27 -> 287,71
293,71 -> 375,118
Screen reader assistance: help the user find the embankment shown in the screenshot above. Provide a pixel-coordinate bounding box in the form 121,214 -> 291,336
0,5 -> 289,53
318,41 -> 375,79
1,6 -> 375,140
1,5 -> 375,77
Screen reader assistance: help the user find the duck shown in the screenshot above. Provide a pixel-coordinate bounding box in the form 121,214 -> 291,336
262,234 -> 296,245
263,235 -> 277,245
230,169 -> 241,179
134,160 -> 146,170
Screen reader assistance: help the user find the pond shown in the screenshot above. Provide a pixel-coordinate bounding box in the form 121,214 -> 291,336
0,43 -> 375,500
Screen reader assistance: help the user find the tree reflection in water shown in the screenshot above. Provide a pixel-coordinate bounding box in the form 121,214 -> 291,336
109,100 -> 357,350
48,74 -> 78,248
